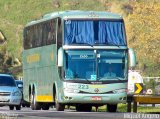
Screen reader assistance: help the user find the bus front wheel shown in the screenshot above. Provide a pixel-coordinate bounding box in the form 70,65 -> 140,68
55,93 -> 64,111
107,104 -> 117,112
9,106 -> 14,110
16,105 -> 21,110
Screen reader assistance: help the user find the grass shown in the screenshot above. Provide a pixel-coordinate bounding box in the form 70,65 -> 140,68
0,0 -> 106,74
67,103 -> 160,113
98,104 -> 160,113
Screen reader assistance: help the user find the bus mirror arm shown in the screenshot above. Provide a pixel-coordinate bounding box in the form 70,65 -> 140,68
128,48 -> 136,68
58,47 -> 63,67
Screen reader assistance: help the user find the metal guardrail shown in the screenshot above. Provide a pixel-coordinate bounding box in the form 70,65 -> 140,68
143,77 -> 160,95
143,77 -> 160,82
127,77 -> 160,113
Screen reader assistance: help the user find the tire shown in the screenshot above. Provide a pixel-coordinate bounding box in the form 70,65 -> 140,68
31,90 -> 41,110
42,105 -> 49,110
16,105 -> 21,110
26,104 -> 30,107
22,104 -> 25,107
55,93 -> 64,111
24,101 -> 30,108
76,105 -> 83,111
76,104 -> 92,112
107,104 -> 117,112
9,106 -> 14,110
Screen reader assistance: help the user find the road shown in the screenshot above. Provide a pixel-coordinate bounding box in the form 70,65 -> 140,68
0,106 -> 160,119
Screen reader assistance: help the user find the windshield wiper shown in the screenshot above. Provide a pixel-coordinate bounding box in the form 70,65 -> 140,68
98,77 -> 124,81
76,43 -> 93,47
85,43 -> 93,47
110,42 -> 120,47
75,78 -> 91,83
85,78 -> 91,83
115,77 -> 124,81
73,77 -> 91,83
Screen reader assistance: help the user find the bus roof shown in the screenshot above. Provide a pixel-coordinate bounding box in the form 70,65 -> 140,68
25,10 -> 123,27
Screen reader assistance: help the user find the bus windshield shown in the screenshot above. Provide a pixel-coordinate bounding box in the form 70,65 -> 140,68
64,50 -> 127,82
64,20 -> 126,46
98,50 -> 127,81
64,50 -> 96,81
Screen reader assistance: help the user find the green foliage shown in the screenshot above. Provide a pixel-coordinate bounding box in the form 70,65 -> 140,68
93,103 -> 160,113
107,0 -> 160,76
125,1 -> 160,76
144,79 -> 157,94
0,0 -> 105,75
0,0 -> 159,76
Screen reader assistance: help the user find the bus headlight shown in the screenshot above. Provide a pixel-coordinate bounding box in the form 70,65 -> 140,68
64,88 -> 80,93
113,89 -> 126,94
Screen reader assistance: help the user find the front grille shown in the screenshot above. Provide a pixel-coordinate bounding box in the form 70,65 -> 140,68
0,100 -> 10,102
79,90 -> 114,94
0,92 -> 11,96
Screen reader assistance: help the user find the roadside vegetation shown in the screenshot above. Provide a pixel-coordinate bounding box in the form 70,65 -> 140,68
0,0 -> 160,77
94,104 -> 160,113
68,104 -> 160,113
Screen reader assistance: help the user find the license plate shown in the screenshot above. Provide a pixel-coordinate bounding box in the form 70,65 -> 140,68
91,96 -> 102,101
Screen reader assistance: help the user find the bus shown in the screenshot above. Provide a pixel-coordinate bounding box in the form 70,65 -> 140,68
22,11 -> 136,112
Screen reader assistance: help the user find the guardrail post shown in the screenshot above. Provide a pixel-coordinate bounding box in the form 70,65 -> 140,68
127,102 -> 132,112
133,101 -> 137,113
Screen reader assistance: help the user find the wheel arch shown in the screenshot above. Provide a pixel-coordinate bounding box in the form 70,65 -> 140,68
53,82 -> 57,102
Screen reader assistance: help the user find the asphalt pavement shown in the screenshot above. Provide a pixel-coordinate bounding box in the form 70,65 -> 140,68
0,106 -> 160,119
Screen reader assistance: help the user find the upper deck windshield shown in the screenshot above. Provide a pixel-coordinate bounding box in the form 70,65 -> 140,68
64,19 -> 126,46
64,50 -> 128,82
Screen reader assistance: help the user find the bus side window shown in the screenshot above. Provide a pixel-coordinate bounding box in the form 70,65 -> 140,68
47,20 -> 56,45
42,22 -> 48,46
32,26 -> 36,48
38,24 -> 43,47
34,24 -> 41,47
23,28 -> 28,49
57,18 -> 62,50
26,27 -> 33,49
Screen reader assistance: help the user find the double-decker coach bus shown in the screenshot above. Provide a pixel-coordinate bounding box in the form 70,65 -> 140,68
22,11 -> 136,112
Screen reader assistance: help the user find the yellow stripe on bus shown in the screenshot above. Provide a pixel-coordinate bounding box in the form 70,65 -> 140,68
90,85 -> 105,88
36,95 -> 54,102
50,53 -> 54,61
27,54 -> 40,63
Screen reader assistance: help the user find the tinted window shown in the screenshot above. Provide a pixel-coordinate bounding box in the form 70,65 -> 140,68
24,19 -> 57,49
15,80 -> 23,86
57,18 -> 62,49
0,76 -> 16,86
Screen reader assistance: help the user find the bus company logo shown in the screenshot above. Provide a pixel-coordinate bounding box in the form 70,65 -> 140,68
94,88 -> 99,93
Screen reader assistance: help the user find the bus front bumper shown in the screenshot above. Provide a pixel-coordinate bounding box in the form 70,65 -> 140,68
59,92 -> 127,104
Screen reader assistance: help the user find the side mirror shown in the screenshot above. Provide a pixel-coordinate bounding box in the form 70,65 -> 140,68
58,47 -> 63,67
128,48 -> 136,68
18,84 -> 23,88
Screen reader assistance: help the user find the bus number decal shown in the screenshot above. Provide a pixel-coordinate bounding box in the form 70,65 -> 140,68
80,55 -> 88,58
78,84 -> 89,89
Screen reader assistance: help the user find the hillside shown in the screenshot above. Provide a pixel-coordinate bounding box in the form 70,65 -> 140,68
0,0 -> 160,76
